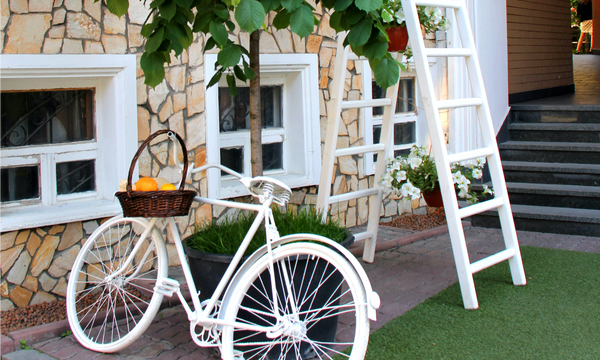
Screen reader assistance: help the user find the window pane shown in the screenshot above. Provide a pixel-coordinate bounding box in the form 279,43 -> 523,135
394,149 -> 411,158
221,147 -> 244,175
1,90 -> 94,148
56,160 -> 95,195
262,143 -> 283,171
1,166 -> 39,202
218,86 -> 282,133
372,125 -> 381,162
394,122 -> 416,145
372,78 -> 415,115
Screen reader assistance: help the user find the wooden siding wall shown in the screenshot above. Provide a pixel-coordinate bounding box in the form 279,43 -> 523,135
507,0 -> 574,94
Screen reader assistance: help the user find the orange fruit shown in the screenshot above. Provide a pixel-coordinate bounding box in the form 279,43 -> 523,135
135,177 -> 158,191
160,183 -> 177,191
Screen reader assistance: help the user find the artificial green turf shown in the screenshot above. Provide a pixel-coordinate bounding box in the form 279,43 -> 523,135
366,246 -> 600,360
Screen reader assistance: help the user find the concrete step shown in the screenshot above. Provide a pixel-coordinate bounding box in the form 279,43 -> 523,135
470,204 -> 600,237
499,141 -> 600,164
502,161 -> 600,186
510,106 -> 600,124
505,182 -> 600,209
508,123 -> 600,143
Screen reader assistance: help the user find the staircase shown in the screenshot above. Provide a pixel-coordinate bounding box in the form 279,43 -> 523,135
472,104 -> 600,237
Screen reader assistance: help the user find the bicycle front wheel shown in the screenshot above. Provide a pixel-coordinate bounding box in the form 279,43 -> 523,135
66,216 -> 168,353
221,242 -> 370,360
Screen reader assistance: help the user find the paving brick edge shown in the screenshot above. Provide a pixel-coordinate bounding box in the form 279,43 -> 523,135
2,223 -> 468,355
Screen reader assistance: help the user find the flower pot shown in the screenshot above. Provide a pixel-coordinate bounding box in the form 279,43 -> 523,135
183,233 -> 354,358
422,186 -> 444,208
386,25 -> 409,52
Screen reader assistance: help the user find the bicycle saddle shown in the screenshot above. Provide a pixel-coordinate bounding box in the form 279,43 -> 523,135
239,176 -> 292,206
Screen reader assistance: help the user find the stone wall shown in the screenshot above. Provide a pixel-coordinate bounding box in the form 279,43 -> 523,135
0,0 -> 427,309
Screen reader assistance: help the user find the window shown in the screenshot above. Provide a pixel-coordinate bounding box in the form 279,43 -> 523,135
205,54 -> 321,199
1,55 -> 138,231
364,67 -> 420,175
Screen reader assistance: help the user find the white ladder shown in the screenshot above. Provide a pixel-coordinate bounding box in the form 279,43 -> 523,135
401,0 -> 526,309
316,33 -> 402,263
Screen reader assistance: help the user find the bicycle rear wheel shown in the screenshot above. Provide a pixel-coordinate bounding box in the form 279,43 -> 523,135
66,216 -> 168,353
221,242 -> 369,360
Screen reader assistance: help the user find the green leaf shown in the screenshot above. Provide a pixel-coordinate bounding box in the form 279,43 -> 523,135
149,0 -> 167,9
344,5 -> 366,25
145,27 -> 165,53
243,60 -> 256,80
159,0 -> 177,21
209,20 -> 229,46
235,0 -> 265,33
173,0 -> 193,8
290,5 -> 314,38
193,11 -> 212,32
354,0 -> 381,12
225,20 -> 236,31
207,69 -> 224,88
320,0 -> 335,8
217,43 -> 242,67
233,65 -> 247,82
371,55 -> 400,89
273,9 -> 291,29
214,4 -> 230,20
281,0 -> 302,12
347,19 -> 371,47
260,0 -> 280,12
204,36 -> 217,52
106,0 -> 129,17
141,52 -> 167,88
333,0 -> 352,11
329,11 -> 343,31
226,74 -> 238,96
362,38 -> 388,60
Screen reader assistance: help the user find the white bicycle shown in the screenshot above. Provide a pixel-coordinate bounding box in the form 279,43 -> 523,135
65,131 -> 380,359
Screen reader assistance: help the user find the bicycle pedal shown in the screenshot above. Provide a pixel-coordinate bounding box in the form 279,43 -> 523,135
154,277 -> 180,297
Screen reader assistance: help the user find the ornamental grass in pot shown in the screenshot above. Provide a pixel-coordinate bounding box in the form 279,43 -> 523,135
184,208 -> 352,355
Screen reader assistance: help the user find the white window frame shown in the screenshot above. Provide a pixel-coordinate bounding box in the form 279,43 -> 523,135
364,66 -> 419,175
1,55 -> 138,232
205,54 -> 321,199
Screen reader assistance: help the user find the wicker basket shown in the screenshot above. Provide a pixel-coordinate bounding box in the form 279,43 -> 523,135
116,130 -> 196,217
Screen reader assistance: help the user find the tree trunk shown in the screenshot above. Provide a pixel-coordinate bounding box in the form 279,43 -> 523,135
249,30 -> 263,178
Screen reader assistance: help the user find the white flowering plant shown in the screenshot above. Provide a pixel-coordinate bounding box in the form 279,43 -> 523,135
381,146 -> 494,204
381,3 -> 451,33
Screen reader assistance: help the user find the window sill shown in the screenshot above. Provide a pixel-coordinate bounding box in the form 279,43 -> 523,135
1,199 -> 122,232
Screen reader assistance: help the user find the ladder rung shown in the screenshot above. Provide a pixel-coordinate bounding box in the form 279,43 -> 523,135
353,231 -> 374,242
458,197 -> 504,219
335,144 -> 386,157
437,98 -> 482,110
447,147 -> 494,164
424,48 -> 472,57
470,248 -> 515,274
328,188 -> 380,204
341,99 -> 391,109
414,0 -> 461,8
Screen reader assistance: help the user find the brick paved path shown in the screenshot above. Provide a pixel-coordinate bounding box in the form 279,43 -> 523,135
29,226 -> 600,359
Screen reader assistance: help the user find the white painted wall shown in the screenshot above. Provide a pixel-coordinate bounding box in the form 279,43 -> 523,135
448,0 -> 509,155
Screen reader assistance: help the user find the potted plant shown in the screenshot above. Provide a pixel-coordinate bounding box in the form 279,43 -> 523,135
183,207 -> 352,355
380,3 -> 450,52
381,146 -> 493,207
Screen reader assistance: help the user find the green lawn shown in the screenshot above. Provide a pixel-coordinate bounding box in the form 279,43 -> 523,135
366,246 -> 600,360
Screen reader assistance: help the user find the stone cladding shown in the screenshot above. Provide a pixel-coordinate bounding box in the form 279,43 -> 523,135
0,0 -> 429,308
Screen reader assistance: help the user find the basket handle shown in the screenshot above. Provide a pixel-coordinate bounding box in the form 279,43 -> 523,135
126,130 -> 189,196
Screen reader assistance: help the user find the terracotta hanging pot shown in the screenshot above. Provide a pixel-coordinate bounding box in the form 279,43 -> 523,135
422,186 -> 444,208
386,25 -> 409,52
